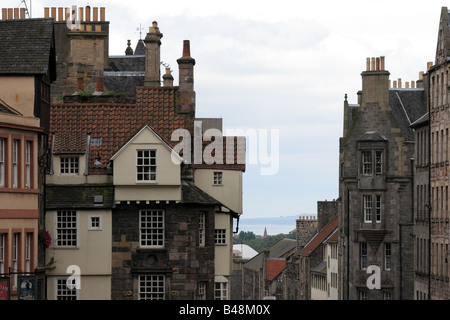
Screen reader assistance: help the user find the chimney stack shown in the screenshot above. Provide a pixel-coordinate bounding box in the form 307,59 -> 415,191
176,40 -> 196,114
144,21 -> 163,87
177,40 -> 196,91
163,68 -> 174,87
361,56 -> 390,106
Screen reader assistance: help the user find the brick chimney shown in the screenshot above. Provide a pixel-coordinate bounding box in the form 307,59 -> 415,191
176,40 -> 196,114
163,67 -> 174,87
361,56 -> 390,107
144,21 -> 163,87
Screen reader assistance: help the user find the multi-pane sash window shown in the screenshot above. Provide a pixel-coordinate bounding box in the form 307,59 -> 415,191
375,151 -> 383,174
56,210 -> 78,247
136,150 -> 156,182
57,278 -> 77,300
25,141 -> 31,188
363,195 -> 372,222
0,234 -> 5,274
213,172 -> 223,185
25,233 -> 31,273
385,243 -> 391,270
362,151 -> 372,175
199,212 -> 205,247
361,150 -> 384,176
139,210 -> 164,248
214,229 -> 226,245
376,195 -> 382,222
364,194 -> 382,223
360,242 -> 368,269
60,157 -> 79,174
214,282 -> 228,300
12,139 -> 19,188
13,233 -> 19,289
198,282 -> 206,300
139,275 -> 165,300
0,138 -> 5,187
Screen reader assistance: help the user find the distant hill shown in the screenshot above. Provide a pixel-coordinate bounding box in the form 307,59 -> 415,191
233,229 -> 296,253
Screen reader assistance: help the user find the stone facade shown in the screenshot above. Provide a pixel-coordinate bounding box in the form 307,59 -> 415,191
338,56 -> 425,300
111,202 -> 216,300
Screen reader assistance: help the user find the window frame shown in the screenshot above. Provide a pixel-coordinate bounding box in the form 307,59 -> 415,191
198,212 -> 206,247
139,210 -> 164,248
138,274 -> 165,300
213,171 -> 223,186
88,214 -> 102,231
360,242 -> 368,270
56,277 -> 78,300
60,157 -> 79,175
214,229 -> 227,245
55,210 -> 79,248
0,137 -> 5,188
136,149 -> 157,183
214,281 -> 228,300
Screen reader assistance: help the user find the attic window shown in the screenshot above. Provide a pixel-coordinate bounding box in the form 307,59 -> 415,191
60,157 -> 79,174
136,150 -> 156,182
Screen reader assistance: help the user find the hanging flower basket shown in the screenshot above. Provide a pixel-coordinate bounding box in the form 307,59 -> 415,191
38,229 -> 52,248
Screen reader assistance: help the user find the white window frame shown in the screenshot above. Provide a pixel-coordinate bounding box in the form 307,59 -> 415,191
88,214 -> 102,231
12,233 -> 19,289
0,233 -> 5,274
139,210 -> 164,248
214,229 -> 227,245
25,141 -> 31,188
55,277 -> 78,300
362,151 -> 372,175
138,274 -> 165,300
199,212 -> 205,247
385,242 -> 391,270
0,138 -> 5,187
214,281 -> 228,300
12,139 -> 18,188
360,242 -> 368,270
60,157 -> 79,175
375,150 -> 383,175
198,282 -> 206,300
363,195 -> 372,223
213,172 -> 223,185
25,232 -> 31,273
376,195 -> 382,223
55,210 -> 78,248
136,149 -> 157,182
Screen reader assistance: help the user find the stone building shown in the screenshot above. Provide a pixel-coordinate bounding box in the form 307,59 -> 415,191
338,56 -> 425,300
0,14 -> 56,299
413,6 -> 450,300
42,5 -> 244,300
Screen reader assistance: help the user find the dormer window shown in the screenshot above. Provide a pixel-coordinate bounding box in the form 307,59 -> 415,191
136,149 -> 156,182
361,150 -> 383,176
60,157 -> 79,174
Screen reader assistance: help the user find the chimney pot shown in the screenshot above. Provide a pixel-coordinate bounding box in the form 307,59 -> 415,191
183,40 -> 191,57
93,7 -> 98,21
376,57 -> 380,71
398,78 -> 402,88
77,78 -> 84,91
366,58 -> 370,71
14,8 -> 19,19
371,57 -> 375,71
380,56 -> 385,70
100,7 -> 105,21
411,80 -> 415,88
8,8 -> 13,20
85,6 -> 91,22
96,76 -> 104,92
44,7 -> 49,18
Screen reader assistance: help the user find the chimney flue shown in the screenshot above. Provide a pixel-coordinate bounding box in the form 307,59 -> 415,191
144,21 -> 163,87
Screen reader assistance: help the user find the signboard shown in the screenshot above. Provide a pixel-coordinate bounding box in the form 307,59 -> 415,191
18,276 -> 37,300
0,277 -> 10,300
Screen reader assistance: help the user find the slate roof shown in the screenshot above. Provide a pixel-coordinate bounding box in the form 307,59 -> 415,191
244,238 -> 296,272
0,18 -> 54,75
46,184 -> 114,210
181,180 -> 221,205
300,216 -> 338,256
389,88 -> 426,141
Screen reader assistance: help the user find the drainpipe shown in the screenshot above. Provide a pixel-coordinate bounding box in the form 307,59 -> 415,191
84,133 -> 91,176
346,187 -> 350,300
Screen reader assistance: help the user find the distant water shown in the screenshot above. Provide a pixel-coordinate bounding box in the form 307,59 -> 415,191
236,215 -> 315,236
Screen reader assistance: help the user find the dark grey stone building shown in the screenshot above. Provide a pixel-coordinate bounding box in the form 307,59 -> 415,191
338,56 -> 426,300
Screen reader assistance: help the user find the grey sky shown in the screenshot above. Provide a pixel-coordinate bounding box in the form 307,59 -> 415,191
3,0 -> 443,217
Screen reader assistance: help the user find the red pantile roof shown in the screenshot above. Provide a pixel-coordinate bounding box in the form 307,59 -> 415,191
300,216 -> 338,256
266,258 -> 286,281
50,87 -> 245,173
